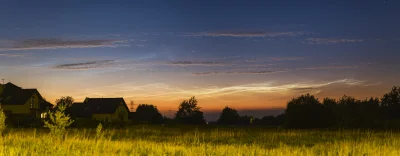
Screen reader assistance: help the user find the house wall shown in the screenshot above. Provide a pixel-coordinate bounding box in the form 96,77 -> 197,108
0,85 -> 4,95
112,103 -> 129,121
92,114 -> 113,122
92,102 -> 129,122
1,93 -> 40,118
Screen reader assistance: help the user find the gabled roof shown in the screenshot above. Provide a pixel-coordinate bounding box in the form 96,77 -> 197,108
0,82 -> 53,107
40,100 -> 53,110
0,83 -> 38,105
84,98 -> 128,114
70,98 -> 130,118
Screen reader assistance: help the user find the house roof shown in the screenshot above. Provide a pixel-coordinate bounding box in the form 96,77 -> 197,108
40,100 -> 53,111
69,103 -> 90,118
0,82 -> 53,108
1,83 -> 38,105
70,98 -> 130,118
85,98 -> 128,114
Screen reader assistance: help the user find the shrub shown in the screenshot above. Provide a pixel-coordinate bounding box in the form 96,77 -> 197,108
0,106 -> 6,135
96,123 -> 104,139
44,104 -> 74,137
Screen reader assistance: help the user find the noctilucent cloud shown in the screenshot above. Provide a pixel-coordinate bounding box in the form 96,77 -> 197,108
1,0 -> 399,120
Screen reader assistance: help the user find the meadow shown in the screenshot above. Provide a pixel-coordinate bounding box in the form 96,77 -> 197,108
0,126 -> 400,156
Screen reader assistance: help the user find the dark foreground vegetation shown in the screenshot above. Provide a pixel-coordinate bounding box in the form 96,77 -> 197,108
1,125 -> 400,155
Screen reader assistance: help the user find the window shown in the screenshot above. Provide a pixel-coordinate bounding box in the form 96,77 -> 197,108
30,96 -> 36,109
41,112 -> 47,119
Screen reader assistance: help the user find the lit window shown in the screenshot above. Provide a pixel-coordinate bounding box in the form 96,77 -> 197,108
41,112 -> 47,119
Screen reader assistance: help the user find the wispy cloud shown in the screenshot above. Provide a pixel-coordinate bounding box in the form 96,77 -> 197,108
52,60 -> 116,70
236,64 -> 276,67
73,79 -> 368,101
193,70 -> 284,76
236,57 -> 305,63
303,38 -> 364,44
166,61 -> 226,66
269,57 -> 305,61
192,64 -> 364,76
187,31 -> 309,38
210,56 -> 242,60
0,38 -> 127,51
296,65 -> 358,70
0,53 -> 26,58
0,40 -> 12,45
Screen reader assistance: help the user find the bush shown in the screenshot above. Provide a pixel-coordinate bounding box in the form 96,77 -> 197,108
44,104 -> 74,137
96,123 -> 104,139
0,106 -> 6,135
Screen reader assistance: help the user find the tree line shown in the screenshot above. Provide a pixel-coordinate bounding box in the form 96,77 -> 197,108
33,85 -> 400,129
283,86 -> 400,129
134,96 -> 283,125
137,86 -> 400,129
211,85 -> 400,129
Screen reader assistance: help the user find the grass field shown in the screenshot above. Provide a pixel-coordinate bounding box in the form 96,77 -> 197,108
0,125 -> 399,156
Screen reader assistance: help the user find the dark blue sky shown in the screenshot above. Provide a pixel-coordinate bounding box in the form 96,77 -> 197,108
0,0 -> 399,120
1,0 -> 399,35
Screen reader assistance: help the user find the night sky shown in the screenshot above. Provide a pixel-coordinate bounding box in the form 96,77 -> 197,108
1,0 -> 399,120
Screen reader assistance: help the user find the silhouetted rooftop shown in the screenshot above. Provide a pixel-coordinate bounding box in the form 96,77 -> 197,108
70,98 -> 129,118
0,82 -> 53,109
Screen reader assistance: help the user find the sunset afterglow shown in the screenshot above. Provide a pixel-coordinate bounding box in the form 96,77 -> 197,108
1,0 -> 399,120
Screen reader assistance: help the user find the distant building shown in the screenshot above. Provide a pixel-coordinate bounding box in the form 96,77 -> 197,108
70,97 -> 130,122
0,82 -> 53,126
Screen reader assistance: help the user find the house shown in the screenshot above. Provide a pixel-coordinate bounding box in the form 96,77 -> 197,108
0,82 -> 53,121
70,97 -> 130,122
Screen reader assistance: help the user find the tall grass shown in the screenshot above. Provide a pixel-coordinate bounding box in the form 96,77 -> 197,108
0,126 -> 399,155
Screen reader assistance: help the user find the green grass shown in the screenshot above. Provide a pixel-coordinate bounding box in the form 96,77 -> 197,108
0,126 -> 400,155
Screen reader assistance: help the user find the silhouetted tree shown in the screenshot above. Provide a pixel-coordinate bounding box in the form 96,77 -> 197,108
135,104 -> 164,124
163,116 -> 176,125
358,97 -> 381,128
381,86 -> 400,120
238,115 -> 253,125
253,115 -> 280,126
284,94 -> 325,128
55,96 -> 74,115
217,106 -> 240,125
175,96 -> 206,124
381,86 -> 400,128
336,95 -> 360,128
322,97 -> 337,128
276,86 -> 400,129
334,95 -> 382,128
275,114 -> 285,125
55,96 -> 74,108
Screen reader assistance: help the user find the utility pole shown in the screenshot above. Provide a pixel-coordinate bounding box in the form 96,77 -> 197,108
130,100 -> 135,112
1,79 -> 4,84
